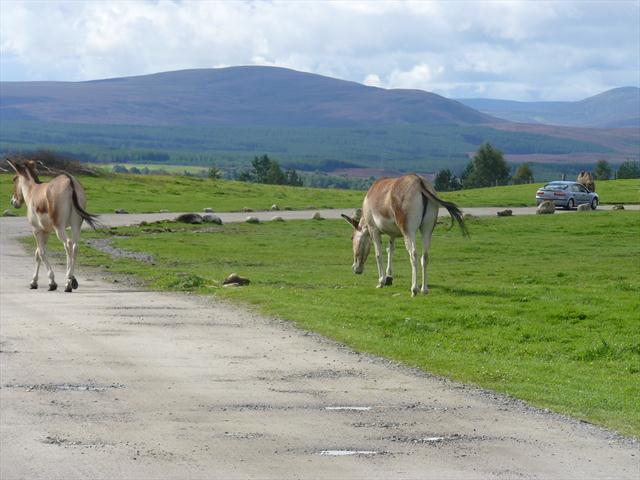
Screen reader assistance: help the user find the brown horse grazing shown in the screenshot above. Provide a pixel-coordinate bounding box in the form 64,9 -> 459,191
342,174 -> 468,297
577,171 -> 596,192
8,160 -> 101,292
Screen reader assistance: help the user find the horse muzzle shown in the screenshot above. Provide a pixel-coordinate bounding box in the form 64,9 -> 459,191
10,197 -> 21,208
353,264 -> 364,275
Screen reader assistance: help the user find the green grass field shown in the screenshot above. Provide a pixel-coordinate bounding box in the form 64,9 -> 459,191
35,211 -> 639,437
2,172 -> 638,216
444,179 -> 640,206
0,173 -> 362,214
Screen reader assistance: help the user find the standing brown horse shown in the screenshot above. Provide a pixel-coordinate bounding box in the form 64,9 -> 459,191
342,174 -> 467,297
8,160 -> 101,292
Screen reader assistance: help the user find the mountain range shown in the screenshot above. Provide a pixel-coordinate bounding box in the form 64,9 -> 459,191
0,66 -> 638,178
1,66 -> 495,127
457,87 -> 639,128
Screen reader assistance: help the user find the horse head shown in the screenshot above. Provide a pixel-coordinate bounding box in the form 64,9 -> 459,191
341,214 -> 371,274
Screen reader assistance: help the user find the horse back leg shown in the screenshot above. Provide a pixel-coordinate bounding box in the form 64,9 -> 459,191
419,214 -> 438,294
69,220 -> 82,289
33,230 -> 56,290
54,225 -> 74,292
403,232 -> 419,297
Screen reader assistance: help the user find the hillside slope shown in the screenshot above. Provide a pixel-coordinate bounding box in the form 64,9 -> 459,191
0,66 -> 494,127
457,87 -> 640,128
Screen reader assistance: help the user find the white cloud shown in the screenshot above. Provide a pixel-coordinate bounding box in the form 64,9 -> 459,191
0,0 -> 638,100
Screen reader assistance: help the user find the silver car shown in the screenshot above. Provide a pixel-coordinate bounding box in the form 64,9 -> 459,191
535,181 -> 599,210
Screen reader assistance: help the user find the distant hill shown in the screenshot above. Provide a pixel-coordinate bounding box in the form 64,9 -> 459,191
0,67 -> 638,180
457,87 -> 640,128
0,66 -> 495,127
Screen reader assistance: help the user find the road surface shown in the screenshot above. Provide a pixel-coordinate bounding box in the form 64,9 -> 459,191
1,208 -> 638,479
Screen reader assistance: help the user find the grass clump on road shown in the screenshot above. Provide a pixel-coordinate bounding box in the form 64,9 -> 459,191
68,210 -> 640,438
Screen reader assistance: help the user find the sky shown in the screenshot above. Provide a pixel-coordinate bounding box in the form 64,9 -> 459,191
1,0 -> 639,101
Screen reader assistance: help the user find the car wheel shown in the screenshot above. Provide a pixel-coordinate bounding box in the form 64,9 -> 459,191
566,198 -> 575,210
591,198 -> 598,210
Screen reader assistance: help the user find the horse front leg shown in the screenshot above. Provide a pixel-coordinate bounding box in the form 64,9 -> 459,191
384,238 -> 395,286
370,230 -> 386,288
403,233 -> 419,297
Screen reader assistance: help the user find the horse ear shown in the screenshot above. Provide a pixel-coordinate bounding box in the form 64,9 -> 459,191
341,213 -> 360,230
6,160 -> 18,173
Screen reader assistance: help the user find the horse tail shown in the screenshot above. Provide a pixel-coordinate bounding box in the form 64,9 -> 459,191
65,174 -> 103,230
418,176 -> 469,237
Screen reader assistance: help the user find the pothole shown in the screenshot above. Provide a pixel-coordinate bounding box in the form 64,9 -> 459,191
325,406 -> 372,411
7,382 -> 125,392
318,450 -> 381,456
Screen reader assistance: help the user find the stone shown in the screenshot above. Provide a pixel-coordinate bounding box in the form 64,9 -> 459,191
612,204 -> 625,210
312,212 -> 324,220
497,209 -> 513,217
245,216 -> 260,224
223,273 -> 250,286
159,209 -> 169,213
114,208 -> 128,214
270,204 -> 280,211
2,209 -> 17,217
175,213 -> 203,224
577,203 -> 591,212
537,200 -> 555,214
202,214 -> 222,224
242,207 -> 253,212
203,207 -> 214,213
271,216 -> 285,222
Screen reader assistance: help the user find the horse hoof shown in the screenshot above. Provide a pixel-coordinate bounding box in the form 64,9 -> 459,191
64,285 -> 73,293
422,289 -> 430,295
29,282 -> 38,289
384,276 -> 393,286
48,283 -> 57,291
411,288 -> 419,297
71,277 -> 79,289
376,283 -> 385,289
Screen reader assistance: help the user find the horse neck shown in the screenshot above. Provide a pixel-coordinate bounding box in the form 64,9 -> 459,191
18,175 -> 38,205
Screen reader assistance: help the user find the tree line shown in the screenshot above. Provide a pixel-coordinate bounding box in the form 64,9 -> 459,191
433,143 -> 639,192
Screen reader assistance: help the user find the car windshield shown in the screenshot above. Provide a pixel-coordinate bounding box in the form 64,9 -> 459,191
543,183 -> 568,191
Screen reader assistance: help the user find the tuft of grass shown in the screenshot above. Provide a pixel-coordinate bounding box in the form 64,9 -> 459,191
44,210 -> 640,438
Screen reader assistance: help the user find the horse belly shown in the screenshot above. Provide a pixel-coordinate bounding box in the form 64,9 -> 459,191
374,215 -> 402,237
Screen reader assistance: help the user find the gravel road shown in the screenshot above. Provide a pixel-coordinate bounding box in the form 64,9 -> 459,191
1,207 -> 638,479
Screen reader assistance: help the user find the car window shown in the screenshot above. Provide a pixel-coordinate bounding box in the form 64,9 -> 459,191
571,184 -> 580,192
579,185 -> 589,193
544,183 -> 568,191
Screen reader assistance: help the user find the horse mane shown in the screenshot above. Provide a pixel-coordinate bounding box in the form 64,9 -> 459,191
23,160 -> 42,184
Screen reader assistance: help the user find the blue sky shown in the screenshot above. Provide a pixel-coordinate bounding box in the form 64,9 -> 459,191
1,0 -> 638,101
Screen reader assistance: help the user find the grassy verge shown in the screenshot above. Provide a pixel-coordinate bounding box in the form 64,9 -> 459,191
2,174 -> 637,216
444,179 -> 640,207
1,173 -> 362,214
34,210 -> 639,437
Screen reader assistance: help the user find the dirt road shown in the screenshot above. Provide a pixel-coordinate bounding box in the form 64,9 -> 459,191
1,210 -> 637,479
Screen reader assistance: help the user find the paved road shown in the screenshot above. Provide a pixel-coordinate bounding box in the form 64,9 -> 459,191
1,208 -> 638,479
